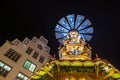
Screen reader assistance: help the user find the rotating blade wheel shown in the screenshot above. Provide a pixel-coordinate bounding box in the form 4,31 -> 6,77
55,14 -> 93,44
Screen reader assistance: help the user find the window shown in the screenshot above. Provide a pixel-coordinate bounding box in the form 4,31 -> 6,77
15,72 -> 28,80
23,38 -> 29,45
39,55 -> 45,63
37,44 -> 43,50
0,61 -> 11,77
32,37 -> 37,43
40,36 -> 48,44
45,46 -> 50,53
12,40 -> 19,45
23,60 -> 36,72
4,48 -> 21,62
26,47 -> 33,55
32,51 -> 39,59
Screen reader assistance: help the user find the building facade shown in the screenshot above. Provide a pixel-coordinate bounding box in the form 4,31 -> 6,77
0,36 -> 51,80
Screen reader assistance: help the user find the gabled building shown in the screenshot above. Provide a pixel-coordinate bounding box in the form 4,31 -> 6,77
0,36 -> 51,80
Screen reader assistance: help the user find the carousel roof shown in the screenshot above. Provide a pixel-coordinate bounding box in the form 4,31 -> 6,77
30,60 -> 120,80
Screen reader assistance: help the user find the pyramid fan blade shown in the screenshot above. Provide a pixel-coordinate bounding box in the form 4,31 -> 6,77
79,27 -> 93,34
58,39 -> 64,45
81,34 -> 92,41
55,24 -> 69,32
66,14 -> 75,29
55,32 -> 67,39
58,36 -> 68,44
55,14 -> 93,44
75,15 -> 85,29
78,19 -> 92,31
58,17 -> 71,30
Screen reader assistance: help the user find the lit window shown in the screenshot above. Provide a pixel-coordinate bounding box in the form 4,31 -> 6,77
0,61 -> 11,77
4,48 -> 21,62
26,47 -> 33,55
29,64 -> 36,72
15,72 -> 28,80
39,55 -> 45,63
23,61 -> 31,69
32,51 -> 39,59
23,60 -> 36,72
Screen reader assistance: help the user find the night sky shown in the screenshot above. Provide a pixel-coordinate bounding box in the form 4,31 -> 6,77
1,1 -> 120,69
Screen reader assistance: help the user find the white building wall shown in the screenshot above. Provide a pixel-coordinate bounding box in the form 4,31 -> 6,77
0,36 -> 51,80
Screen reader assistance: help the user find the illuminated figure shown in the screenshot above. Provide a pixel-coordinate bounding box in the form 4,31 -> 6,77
58,30 -> 92,60
30,14 -> 120,80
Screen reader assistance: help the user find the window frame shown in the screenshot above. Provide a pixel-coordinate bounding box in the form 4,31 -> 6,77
4,48 -> 21,62
15,72 -> 29,80
26,47 -> 33,55
39,55 -> 45,63
23,60 -> 36,72
37,44 -> 43,50
0,61 -> 12,77
32,51 -> 39,59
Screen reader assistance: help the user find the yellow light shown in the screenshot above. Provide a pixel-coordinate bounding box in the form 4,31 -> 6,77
79,77 -> 85,80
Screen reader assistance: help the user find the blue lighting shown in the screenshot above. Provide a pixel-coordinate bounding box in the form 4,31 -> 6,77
58,17 -> 71,30
55,32 -> 67,39
79,27 -> 93,34
58,36 -> 68,44
74,50 -> 78,55
66,14 -> 75,29
81,34 -> 92,41
75,15 -> 85,29
55,24 -> 69,32
78,19 -> 92,31
55,14 -> 93,44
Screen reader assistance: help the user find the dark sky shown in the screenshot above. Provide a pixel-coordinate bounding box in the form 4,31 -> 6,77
1,0 -> 120,69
